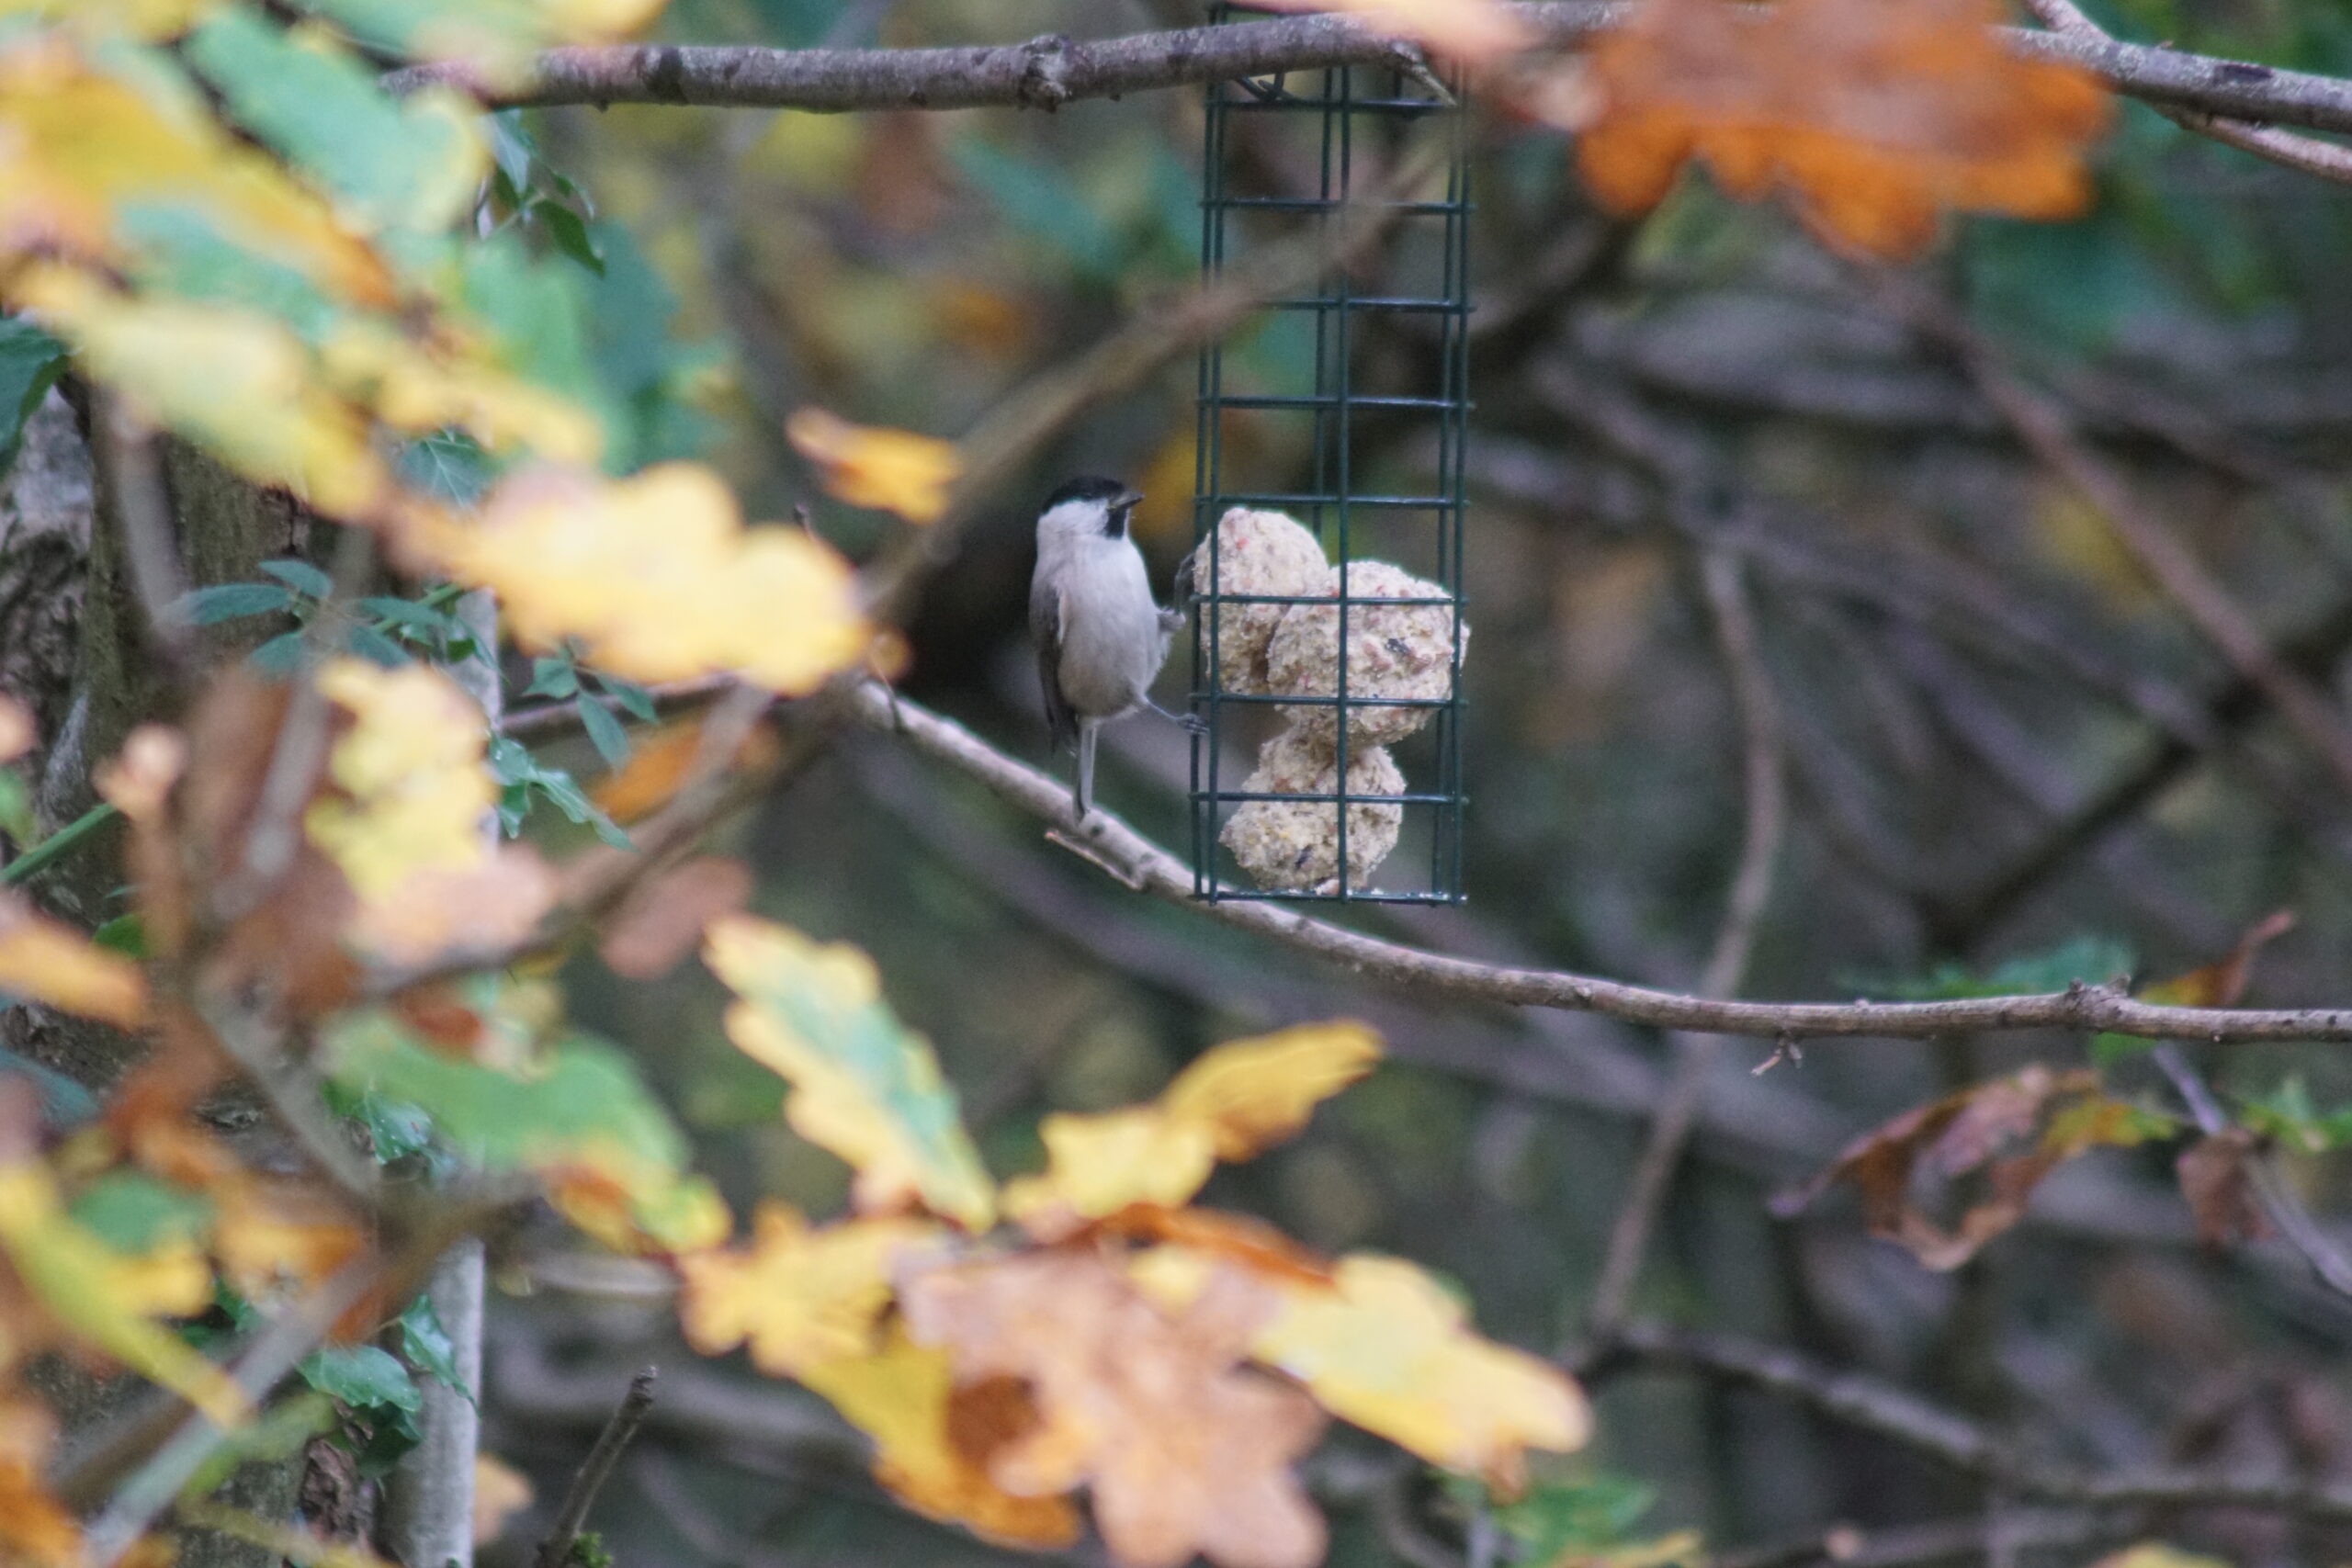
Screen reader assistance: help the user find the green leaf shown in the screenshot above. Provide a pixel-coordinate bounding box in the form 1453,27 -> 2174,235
184,8 -> 486,234
321,999 -> 724,1251
526,657 -> 580,699
91,913 -> 146,960
575,694 -> 629,766
400,1293 -> 473,1404
0,315 -> 65,468
361,595 -> 463,637
594,674 -> 658,723
537,200 -> 607,277
323,1079 -> 437,1165
250,630 -> 310,677
345,624 -> 410,668
487,738 -> 630,847
1869,936 -> 2138,1001
69,1173 -> 211,1254
0,769 -> 34,852
300,1343 -> 423,1414
260,558 -> 336,601
180,582 -> 294,626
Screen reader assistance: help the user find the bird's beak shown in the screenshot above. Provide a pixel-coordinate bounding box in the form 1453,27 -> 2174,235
1116,488 -> 1145,511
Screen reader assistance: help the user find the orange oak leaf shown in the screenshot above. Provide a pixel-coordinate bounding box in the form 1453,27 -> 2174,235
901,1248 -> 1329,1568
0,1397 -> 81,1568
2139,909 -> 2296,1010
785,407 -> 961,526
0,891 -> 147,1028
1573,0 -> 2111,258
1771,1066 -> 2175,1269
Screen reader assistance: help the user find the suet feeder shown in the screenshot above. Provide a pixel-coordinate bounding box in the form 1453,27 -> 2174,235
1189,7 -> 1472,903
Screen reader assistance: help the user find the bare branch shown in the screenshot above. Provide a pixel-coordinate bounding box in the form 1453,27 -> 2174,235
1882,275 -> 2352,805
1595,1319 -> 2352,1522
2023,0 -> 2352,186
383,5 -> 2352,142
855,682 -> 2352,1043
534,1369 -> 659,1568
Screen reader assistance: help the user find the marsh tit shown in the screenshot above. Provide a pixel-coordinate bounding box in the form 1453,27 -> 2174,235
1030,476 -> 1195,818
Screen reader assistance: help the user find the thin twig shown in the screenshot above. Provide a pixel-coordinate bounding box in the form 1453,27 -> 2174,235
2023,0 -> 2352,186
1583,551 -> 1786,1333
1593,1318 -> 2352,1522
2153,1043 -> 2352,1300
91,394 -> 195,673
534,1368 -> 660,1568
380,6 -> 2352,141
1880,274 -> 2352,802
854,682 -> 2352,1043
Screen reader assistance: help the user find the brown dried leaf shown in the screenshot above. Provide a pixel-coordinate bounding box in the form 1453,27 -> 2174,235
2176,1129 -> 2272,1248
901,1249 -> 1328,1568
2138,909 -> 2297,1010
599,855 -> 752,979
1773,1066 -> 2173,1269
1573,0 -> 2110,258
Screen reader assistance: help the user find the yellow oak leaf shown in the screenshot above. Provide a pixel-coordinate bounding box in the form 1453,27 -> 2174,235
0,1158 -> 241,1424
320,321 -> 601,468
786,407 -> 961,526
1001,1108 -> 1217,1229
417,464 -> 870,694
704,917 -> 995,1231
1161,1021 -> 1383,1160
3,0 -> 230,39
0,47 -> 390,303
1247,1254 -> 1590,1493
19,267 -> 388,519
1004,1023 -> 1380,1230
678,1201 -> 942,1376
307,660 -> 493,901
0,890 -> 148,1028
471,1454 -> 535,1546
797,1328 -> 1082,1549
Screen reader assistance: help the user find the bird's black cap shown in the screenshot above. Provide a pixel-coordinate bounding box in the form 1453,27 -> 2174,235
1044,475 -> 1143,513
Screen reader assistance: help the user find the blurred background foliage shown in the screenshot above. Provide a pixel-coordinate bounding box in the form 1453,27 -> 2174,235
413,0 -> 2352,1563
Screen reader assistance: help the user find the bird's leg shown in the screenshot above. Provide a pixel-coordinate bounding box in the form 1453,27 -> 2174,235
1075,720 -> 1099,818
1142,696 -> 1208,736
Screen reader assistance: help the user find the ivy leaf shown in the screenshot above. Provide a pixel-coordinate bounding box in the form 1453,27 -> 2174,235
401,1292 -> 473,1404
0,316 -> 66,467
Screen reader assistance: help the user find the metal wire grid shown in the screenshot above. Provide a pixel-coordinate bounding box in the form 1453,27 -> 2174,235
1188,17 -> 1471,904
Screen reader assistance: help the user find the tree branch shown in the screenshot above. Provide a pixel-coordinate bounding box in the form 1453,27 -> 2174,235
383,5 -> 2352,141
533,1368 -> 658,1568
854,682 -> 2352,1043
1593,1319 -> 2352,1522
2023,0 -> 2352,186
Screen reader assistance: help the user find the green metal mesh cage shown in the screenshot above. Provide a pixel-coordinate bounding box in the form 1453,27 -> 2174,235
1189,12 -> 1471,903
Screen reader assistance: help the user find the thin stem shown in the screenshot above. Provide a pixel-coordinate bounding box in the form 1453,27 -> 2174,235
533,1368 -> 660,1568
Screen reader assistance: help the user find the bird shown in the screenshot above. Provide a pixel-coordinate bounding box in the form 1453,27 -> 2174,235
1029,476 -> 1195,818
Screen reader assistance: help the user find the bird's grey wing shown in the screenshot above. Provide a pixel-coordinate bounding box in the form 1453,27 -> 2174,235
1030,576 -> 1078,752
